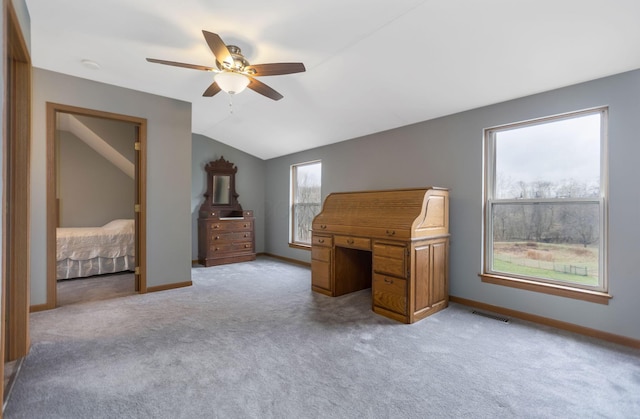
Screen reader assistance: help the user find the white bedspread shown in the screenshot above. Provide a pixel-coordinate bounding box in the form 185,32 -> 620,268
56,219 -> 135,261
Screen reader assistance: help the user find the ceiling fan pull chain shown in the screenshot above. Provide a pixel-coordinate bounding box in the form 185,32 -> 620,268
228,94 -> 234,114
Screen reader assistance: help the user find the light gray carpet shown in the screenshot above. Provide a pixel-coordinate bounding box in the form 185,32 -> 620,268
5,256 -> 640,418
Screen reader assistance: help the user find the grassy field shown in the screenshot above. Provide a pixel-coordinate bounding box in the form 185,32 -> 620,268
493,241 -> 599,286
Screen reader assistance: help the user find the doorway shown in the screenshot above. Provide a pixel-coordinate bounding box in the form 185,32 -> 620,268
46,104 -> 147,309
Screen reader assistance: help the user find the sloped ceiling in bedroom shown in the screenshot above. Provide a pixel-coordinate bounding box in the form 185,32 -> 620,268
25,0 -> 640,159
58,114 -> 134,179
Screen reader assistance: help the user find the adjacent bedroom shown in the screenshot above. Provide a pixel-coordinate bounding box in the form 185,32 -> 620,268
55,112 -> 138,306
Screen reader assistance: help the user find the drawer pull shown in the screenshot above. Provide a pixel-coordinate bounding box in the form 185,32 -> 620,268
214,235 -> 220,240
318,239 -> 325,243
320,224 -> 327,230
384,278 -> 394,284
215,247 -> 220,251
386,230 -> 396,236
213,224 -> 220,229
244,224 -> 248,228
244,244 -> 250,248
347,239 -> 354,244
244,234 -> 249,238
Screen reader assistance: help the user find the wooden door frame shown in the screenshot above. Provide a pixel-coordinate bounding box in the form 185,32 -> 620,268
3,0 -> 32,407
44,103 -> 147,310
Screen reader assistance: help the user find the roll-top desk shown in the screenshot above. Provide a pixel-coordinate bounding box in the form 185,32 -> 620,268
198,157 -> 256,267
311,187 -> 449,324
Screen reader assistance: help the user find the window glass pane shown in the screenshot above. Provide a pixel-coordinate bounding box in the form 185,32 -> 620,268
492,202 -> 599,286
495,113 -> 601,199
294,163 -> 321,202
292,161 -> 321,245
485,108 -> 607,293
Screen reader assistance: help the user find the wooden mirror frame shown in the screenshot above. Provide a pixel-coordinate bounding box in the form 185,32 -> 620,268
199,156 -> 243,217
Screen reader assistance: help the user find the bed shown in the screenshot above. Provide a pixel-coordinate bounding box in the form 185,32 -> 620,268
56,219 -> 135,280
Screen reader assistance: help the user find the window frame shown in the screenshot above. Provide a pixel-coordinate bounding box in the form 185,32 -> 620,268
481,107 -> 611,304
289,160 -> 322,249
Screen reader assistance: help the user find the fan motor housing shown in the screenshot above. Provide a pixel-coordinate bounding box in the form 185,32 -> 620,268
226,45 -> 250,72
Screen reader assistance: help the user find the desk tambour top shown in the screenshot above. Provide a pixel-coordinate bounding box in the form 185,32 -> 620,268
312,187 -> 449,240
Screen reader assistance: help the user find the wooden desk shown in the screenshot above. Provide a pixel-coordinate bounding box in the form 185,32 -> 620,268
311,188 -> 449,323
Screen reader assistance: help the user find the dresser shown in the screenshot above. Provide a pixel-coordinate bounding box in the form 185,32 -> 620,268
311,187 -> 449,324
197,156 -> 256,267
198,210 -> 256,267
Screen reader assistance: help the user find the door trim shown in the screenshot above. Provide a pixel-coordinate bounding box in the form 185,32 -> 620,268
3,0 -> 32,407
42,103 -> 147,310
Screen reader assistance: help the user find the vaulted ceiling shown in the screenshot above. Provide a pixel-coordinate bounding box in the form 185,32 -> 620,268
25,0 -> 640,159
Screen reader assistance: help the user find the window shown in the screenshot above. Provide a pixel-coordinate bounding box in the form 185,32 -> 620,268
290,160 -> 322,246
483,108 -> 609,300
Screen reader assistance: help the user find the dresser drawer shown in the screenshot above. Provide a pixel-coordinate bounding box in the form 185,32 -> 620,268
209,221 -> 253,232
211,231 -> 252,242
372,273 -> 407,315
233,242 -> 254,252
312,234 -> 332,247
209,242 -> 254,254
334,235 -> 371,250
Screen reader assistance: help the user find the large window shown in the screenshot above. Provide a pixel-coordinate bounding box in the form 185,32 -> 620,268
483,108 -> 608,300
290,160 -> 322,246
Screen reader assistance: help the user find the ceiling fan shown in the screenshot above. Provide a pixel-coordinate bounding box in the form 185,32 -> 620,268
146,30 -> 305,101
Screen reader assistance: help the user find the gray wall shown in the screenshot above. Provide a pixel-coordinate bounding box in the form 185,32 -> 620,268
57,130 -> 135,227
265,69 -> 640,341
192,134 -> 266,260
32,69 -> 192,305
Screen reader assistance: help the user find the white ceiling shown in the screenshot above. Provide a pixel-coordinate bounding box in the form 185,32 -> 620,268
25,0 -> 640,160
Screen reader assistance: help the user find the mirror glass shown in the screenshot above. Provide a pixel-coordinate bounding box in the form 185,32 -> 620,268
212,175 -> 230,205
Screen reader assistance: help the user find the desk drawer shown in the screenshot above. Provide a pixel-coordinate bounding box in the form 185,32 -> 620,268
311,246 -> 331,262
334,235 -> 371,250
311,260 -> 331,290
373,273 -> 407,315
312,234 -> 332,247
373,243 -> 407,278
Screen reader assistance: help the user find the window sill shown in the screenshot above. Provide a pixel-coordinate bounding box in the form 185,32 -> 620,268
479,273 -> 612,305
289,243 -> 311,251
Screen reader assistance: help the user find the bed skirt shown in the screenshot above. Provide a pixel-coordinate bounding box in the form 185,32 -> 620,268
57,255 -> 135,280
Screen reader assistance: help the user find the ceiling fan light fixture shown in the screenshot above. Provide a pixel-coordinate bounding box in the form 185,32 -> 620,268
214,71 -> 250,95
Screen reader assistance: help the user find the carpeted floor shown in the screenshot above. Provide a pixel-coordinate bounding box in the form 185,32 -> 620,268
4,256 -> 640,418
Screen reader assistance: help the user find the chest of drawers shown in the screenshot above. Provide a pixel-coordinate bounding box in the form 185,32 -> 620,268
198,210 -> 256,267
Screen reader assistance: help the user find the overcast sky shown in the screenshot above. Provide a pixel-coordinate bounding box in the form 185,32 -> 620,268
495,112 -> 601,188
296,161 -> 322,185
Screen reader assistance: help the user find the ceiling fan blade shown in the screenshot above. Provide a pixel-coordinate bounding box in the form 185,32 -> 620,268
146,58 -> 215,72
247,77 -> 283,101
245,62 -> 306,77
203,82 -> 222,97
202,30 -> 233,67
